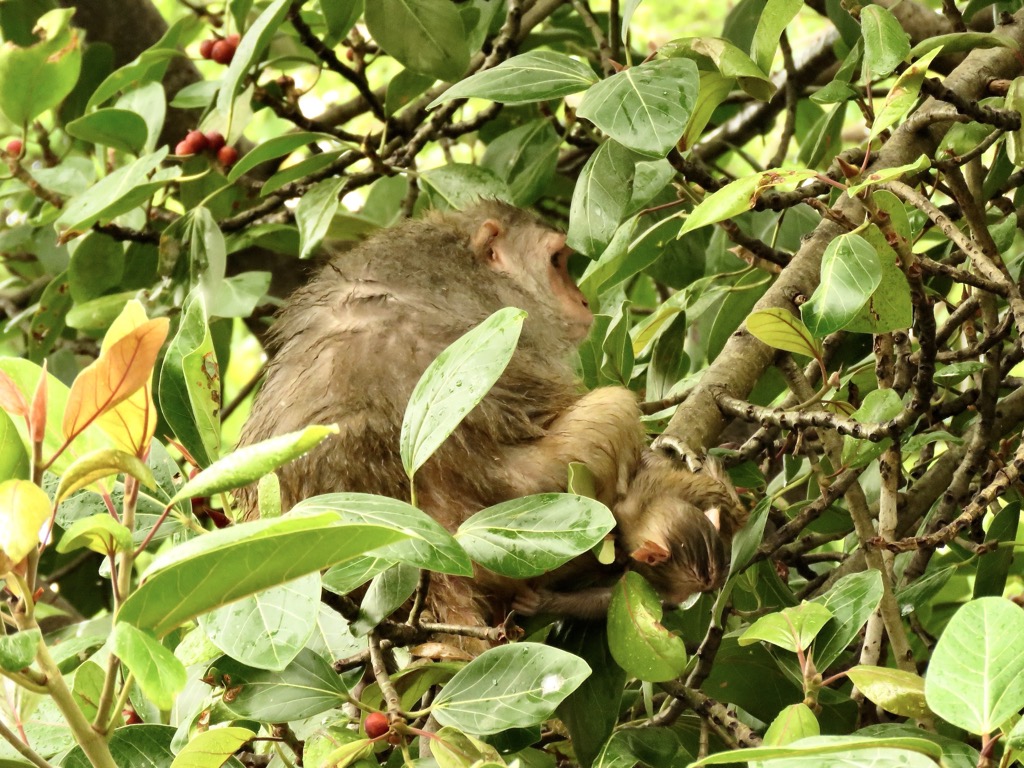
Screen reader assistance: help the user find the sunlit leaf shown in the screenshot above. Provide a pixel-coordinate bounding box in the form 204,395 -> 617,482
746,308 -> 822,359
0,479 -> 50,567
608,571 -> 686,682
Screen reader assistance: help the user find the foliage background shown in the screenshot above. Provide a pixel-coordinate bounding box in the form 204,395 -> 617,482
2,0 -> 1024,766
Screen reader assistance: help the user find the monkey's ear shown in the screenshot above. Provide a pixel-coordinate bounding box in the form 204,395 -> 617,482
471,220 -> 504,263
631,539 -> 670,566
705,506 -> 722,532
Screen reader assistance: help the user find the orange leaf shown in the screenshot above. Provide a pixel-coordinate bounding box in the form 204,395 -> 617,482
63,318 -> 170,443
29,362 -> 47,443
95,302 -> 160,457
0,369 -> 28,417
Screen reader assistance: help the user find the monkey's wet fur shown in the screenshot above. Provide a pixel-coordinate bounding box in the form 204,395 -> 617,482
238,200 -> 744,651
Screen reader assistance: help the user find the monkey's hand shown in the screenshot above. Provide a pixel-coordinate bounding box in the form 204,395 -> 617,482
505,387 -> 644,507
511,584 -> 550,617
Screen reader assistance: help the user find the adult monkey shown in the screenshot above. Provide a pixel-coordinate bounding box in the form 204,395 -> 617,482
237,200 -> 646,635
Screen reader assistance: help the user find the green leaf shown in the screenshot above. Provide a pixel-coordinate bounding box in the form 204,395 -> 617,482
0,9 -> 82,125
811,570 -> 884,670
456,494 -> 615,577
843,225 -> 913,335
974,503 -> 1020,599
227,131 -> 340,182
88,20 -> 188,109
365,0 -> 470,81
70,660 -> 104,721
352,562 -> 419,635
860,5 -> 910,80
292,493 -> 473,576
750,0 -> 803,74
567,140 -> 638,257
56,148 -> 179,232
116,512 -> 409,635
841,388 -> 903,468
427,50 -> 598,107
0,629 -> 40,672
608,572 -> 687,682
848,666 -> 930,719
764,704 -> 820,746
28,271 -> 73,363
910,32 -> 1014,59
846,156 -> 930,195
63,725 -> 176,768
54,448 -> 156,503
801,232 -> 882,337
663,36 -> 774,101
216,0 -> 291,118
111,623 -> 186,710
432,643 -> 591,735
214,648 -> 348,721
65,109 -> 148,155
746,308 -> 822,358
400,307 -> 525,478
693,735 -> 942,766
158,293 -> 220,468
420,164 -> 511,209
167,424 -> 337,503
296,176 -> 346,259
56,514 -> 133,555
679,168 -> 817,235
925,597 -> 1024,735
170,727 -> 254,768
199,573 -> 320,672
869,48 -> 942,141
739,602 -> 833,652
480,120 -> 560,206
577,58 -> 699,158
1006,77 -> 1024,166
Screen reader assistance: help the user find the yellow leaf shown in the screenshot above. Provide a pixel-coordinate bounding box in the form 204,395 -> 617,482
746,308 -> 822,359
0,480 -> 51,570
63,316 -> 169,443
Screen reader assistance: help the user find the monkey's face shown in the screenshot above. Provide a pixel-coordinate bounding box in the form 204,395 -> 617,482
473,218 -> 593,342
626,502 -> 728,603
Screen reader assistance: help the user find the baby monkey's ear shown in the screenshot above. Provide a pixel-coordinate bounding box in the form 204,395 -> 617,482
631,538 -> 671,566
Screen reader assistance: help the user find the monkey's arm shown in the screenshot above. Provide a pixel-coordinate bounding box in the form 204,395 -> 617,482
503,387 -> 644,506
512,584 -> 613,619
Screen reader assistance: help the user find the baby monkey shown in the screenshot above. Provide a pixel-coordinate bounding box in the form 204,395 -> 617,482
514,451 -> 747,618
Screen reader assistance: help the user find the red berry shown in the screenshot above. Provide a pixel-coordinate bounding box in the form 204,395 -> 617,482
175,140 -> 196,156
217,145 -> 239,167
211,39 -> 235,65
205,131 -> 226,152
199,38 -> 215,59
364,712 -> 389,739
226,33 -> 241,46
185,130 -> 209,152
5,139 -> 23,157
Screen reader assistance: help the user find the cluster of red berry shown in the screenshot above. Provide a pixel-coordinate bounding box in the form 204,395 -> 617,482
175,130 -> 239,167
198,33 -> 241,65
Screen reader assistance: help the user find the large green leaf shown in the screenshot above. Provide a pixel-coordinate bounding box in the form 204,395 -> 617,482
65,109 -> 148,155
400,307 -> 524,478
925,597 -> 1024,735
567,140 -> 638,257
693,735 -> 942,766
860,5 -> 910,80
365,0 -> 470,81
111,624 -> 187,711
811,571 -> 884,670
428,50 -> 598,107
663,36 -> 774,101
750,0 -> 803,74
116,512 -> 409,635
292,493 -> 472,576
455,494 -> 615,577
607,572 -> 686,682
214,649 -> 348,722
801,232 -> 882,337
432,643 -> 591,735
198,573 -> 321,672
0,9 -> 82,125
577,58 -> 699,158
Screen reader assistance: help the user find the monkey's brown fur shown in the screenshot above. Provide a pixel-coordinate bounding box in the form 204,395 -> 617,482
237,201 -> 644,637
514,451 -> 748,618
